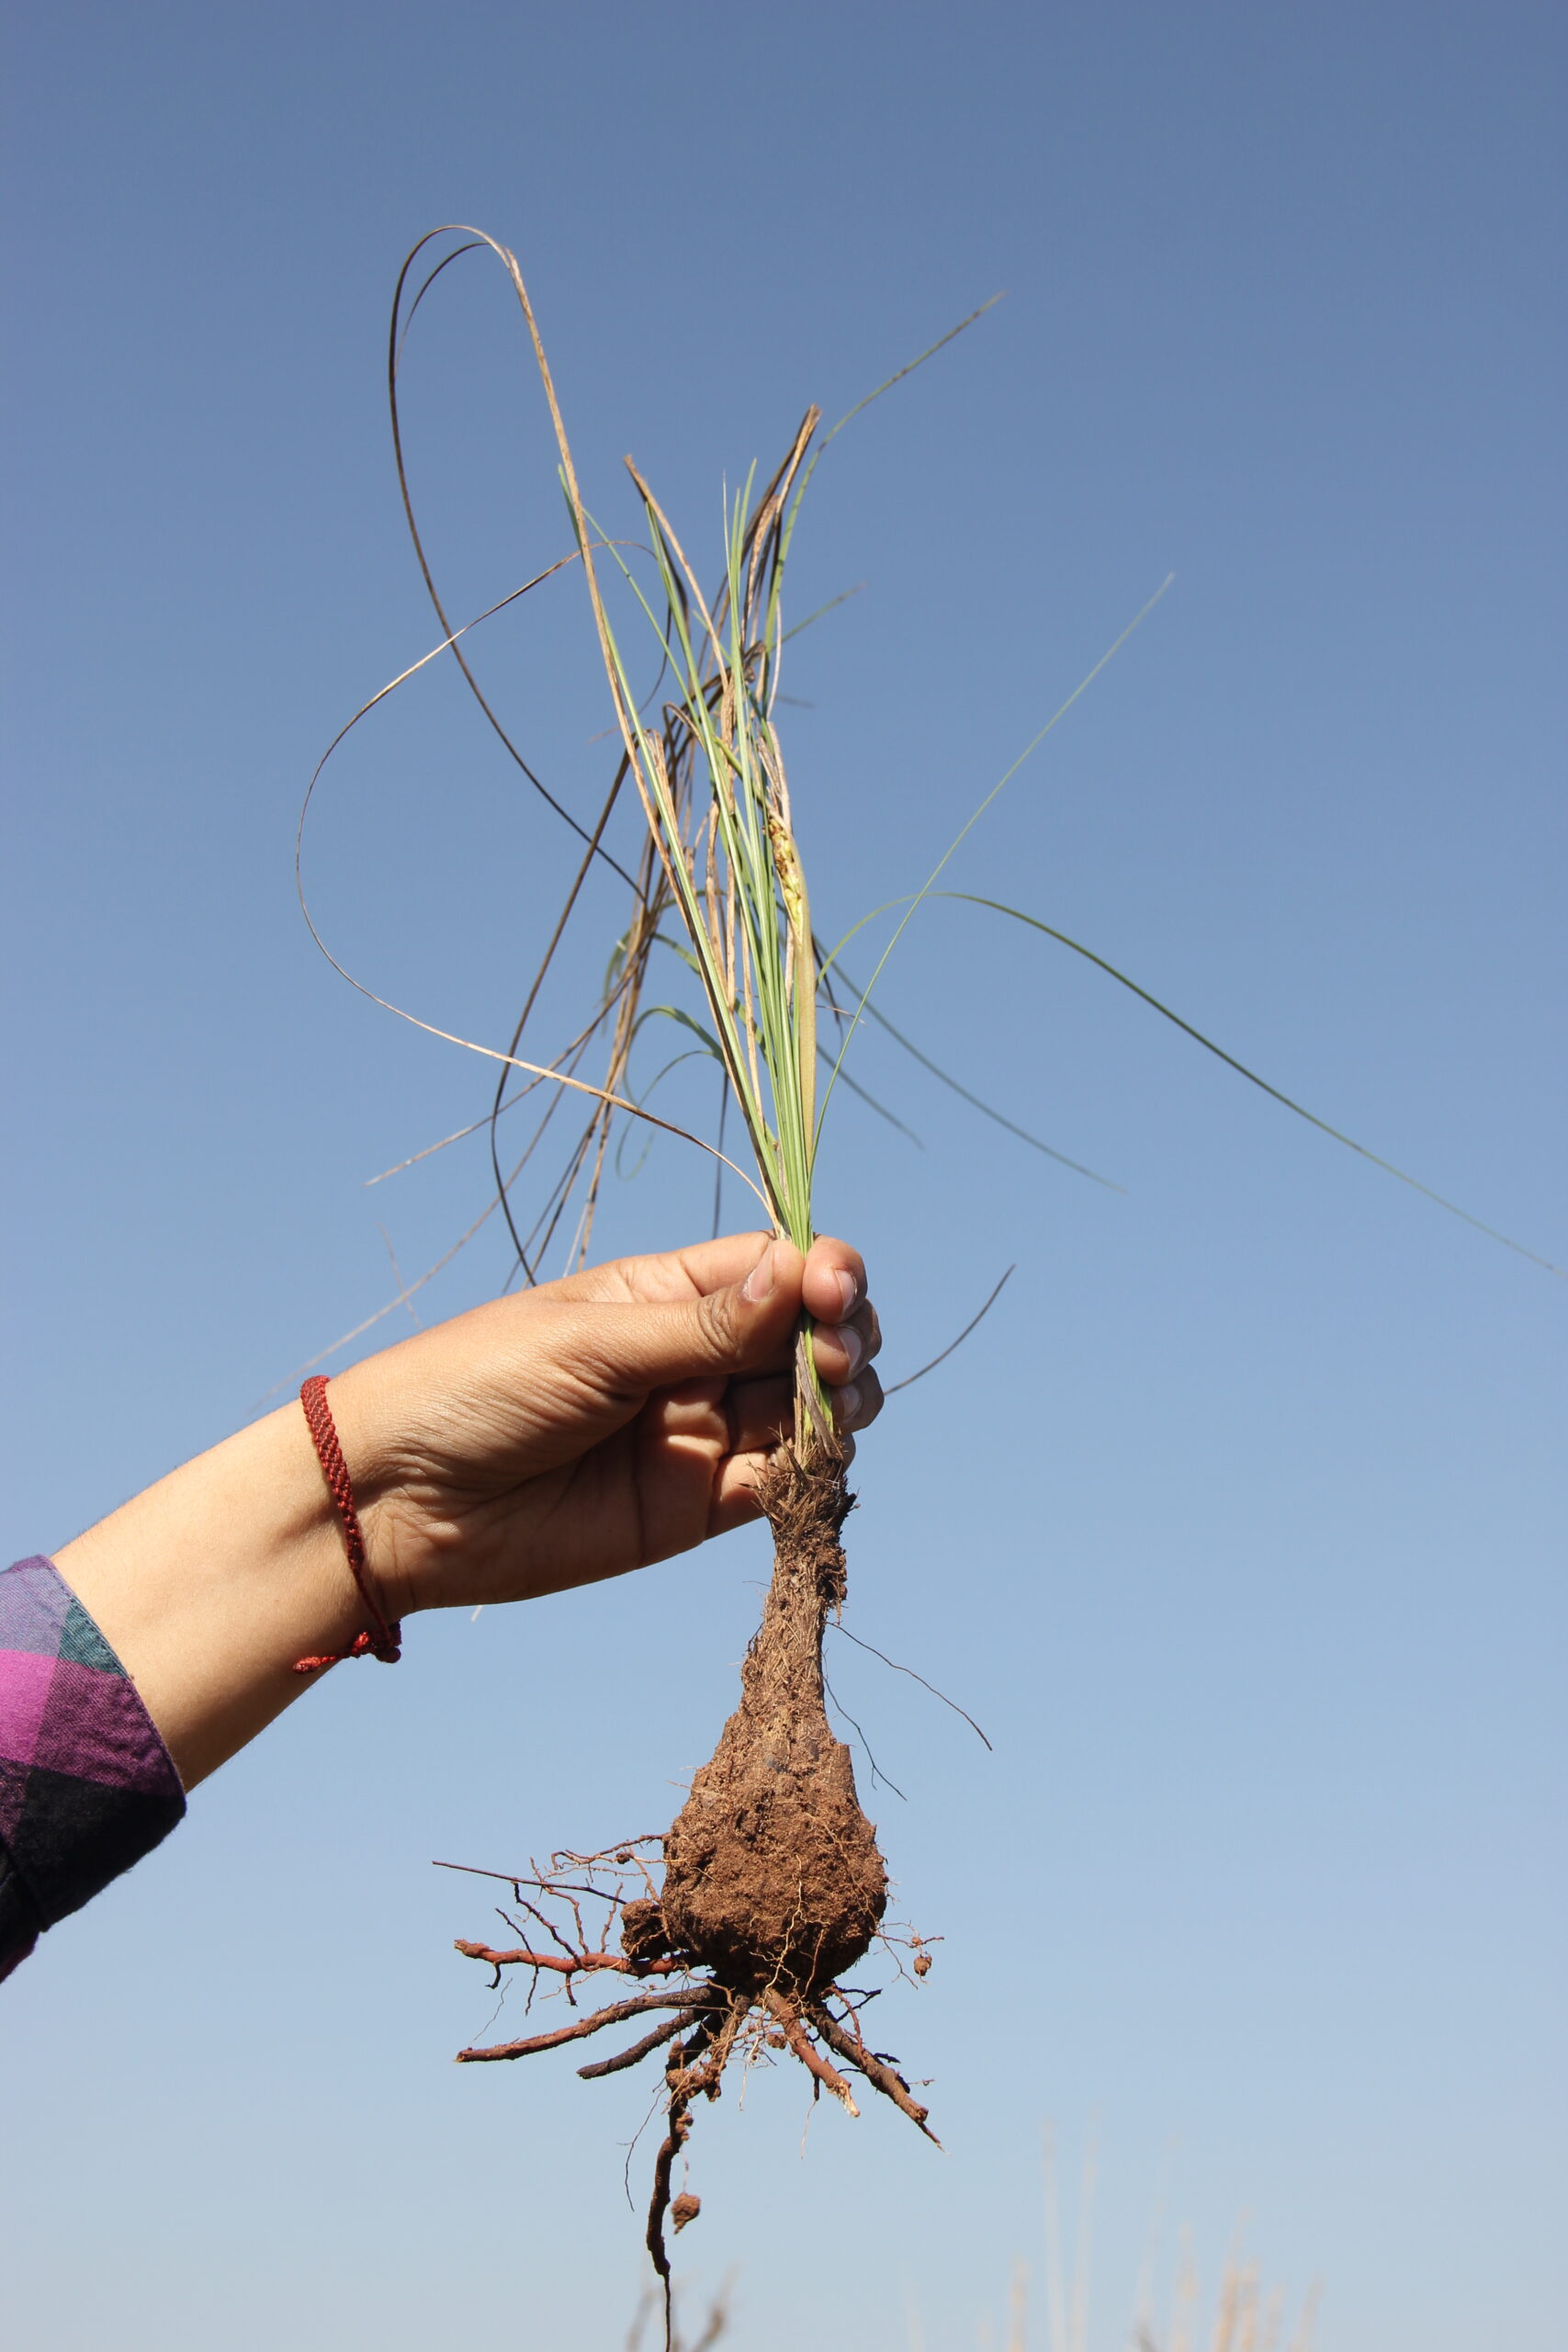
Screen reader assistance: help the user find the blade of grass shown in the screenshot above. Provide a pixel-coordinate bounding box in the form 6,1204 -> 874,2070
824,961 -> 1119,1187
950,891 -> 1566,1275
815,576 -> 1177,1133
824,885 -> 1563,1276
386,231 -> 642,893
886,1266 -> 1016,1394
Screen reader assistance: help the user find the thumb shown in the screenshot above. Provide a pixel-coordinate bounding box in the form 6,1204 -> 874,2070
589,1237 -> 804,1396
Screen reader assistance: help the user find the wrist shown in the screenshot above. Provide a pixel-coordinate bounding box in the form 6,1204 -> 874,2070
317,1347 -> 445,1624
55,1398 -> 375,1786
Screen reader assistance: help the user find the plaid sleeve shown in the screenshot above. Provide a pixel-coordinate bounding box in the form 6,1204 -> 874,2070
0,1555 -> 186,1983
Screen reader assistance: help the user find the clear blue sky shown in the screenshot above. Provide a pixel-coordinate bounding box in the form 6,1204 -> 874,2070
3,5 -> 1563,2346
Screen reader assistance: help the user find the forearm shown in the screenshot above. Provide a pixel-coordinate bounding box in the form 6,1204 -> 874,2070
43,1235 -> 878,1796
53,1388 -> 379,1789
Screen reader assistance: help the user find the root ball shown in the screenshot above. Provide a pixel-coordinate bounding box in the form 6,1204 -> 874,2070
655,1447 -> 887,1996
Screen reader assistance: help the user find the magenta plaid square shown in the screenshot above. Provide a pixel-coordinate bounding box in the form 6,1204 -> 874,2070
1,1556 -> 185,1982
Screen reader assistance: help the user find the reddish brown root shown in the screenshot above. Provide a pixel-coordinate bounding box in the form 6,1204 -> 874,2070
763,1987 -> 858,2113
806,1996 -> 941,2143
455,1937 -> 682,1984
455,1986 -> 707,2064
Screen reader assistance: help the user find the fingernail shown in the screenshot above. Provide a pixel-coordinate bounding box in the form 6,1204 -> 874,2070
825,1322 -> 863,1377
742,1242 -> 778,1303
835,1379 -> 863,1428
833,1270 -> 859,1317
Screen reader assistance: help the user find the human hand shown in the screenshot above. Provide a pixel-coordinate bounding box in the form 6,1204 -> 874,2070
333,1231 -> 883,1621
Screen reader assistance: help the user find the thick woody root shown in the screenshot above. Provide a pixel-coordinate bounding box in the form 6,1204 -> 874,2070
451,1446 -> 936,2321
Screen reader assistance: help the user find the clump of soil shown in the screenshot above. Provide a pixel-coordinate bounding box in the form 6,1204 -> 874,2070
449,1442 -> 937,2335
639,1446 -> 887,1993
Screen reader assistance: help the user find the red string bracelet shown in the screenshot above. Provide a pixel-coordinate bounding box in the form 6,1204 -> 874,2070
293,1374 -> 402,1675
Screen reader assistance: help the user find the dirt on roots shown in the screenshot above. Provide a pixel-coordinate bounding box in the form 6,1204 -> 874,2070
626,1446 -> 887,1994
452,1444 -> 937,2331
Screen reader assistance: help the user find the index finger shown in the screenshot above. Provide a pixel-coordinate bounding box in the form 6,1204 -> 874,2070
800,1237 -> 867,1324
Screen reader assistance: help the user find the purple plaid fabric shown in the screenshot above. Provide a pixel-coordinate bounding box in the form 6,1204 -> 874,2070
0,1555 -> 185,1982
